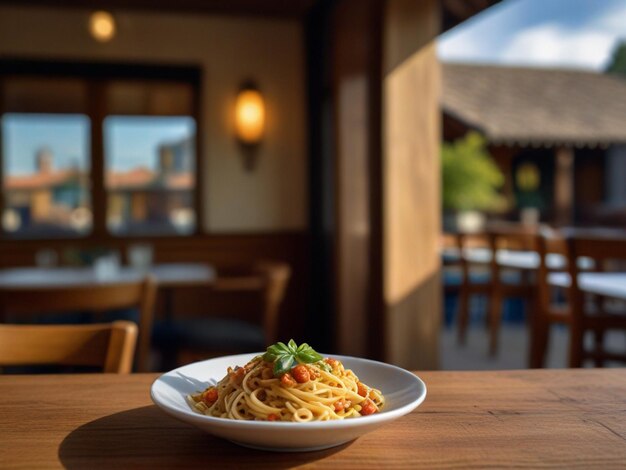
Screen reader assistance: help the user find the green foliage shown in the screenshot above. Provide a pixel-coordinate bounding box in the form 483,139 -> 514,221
606,41 -> 626,76
441,132 -> 505,212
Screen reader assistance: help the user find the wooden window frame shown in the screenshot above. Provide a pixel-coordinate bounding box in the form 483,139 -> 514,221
0,58 -> 204,242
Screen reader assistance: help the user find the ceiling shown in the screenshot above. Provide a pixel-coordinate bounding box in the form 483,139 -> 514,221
0,0 -> 500,24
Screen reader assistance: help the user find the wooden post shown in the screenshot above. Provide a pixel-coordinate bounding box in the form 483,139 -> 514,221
382,0 -> 441,370
554,146 -> 574,227
330,0 -> 383,358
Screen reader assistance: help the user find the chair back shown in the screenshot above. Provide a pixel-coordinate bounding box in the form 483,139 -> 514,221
206,261 -> 291,345
536,227 -> 569,316
488,223 -> 540,252
254,261 -> 291,344
0,321 -> 137,373
0,278 -> 156,371
567,231 -> 626,313
566,231 -> 626,366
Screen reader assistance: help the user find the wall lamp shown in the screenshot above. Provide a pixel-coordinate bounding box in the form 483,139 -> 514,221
235,82 -> 265,171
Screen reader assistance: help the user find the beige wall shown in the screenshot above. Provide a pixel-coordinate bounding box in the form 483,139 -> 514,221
0,6 -> 307,232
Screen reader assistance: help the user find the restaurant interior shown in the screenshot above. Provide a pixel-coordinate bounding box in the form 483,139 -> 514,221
0,0 -> 624,374
2,0 -> 626,466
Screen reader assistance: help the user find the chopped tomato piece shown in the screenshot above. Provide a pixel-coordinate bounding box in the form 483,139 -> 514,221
325,358 -> 339,368
357,382 -> 368,397
280,373 -> 296,388
334,399 -> 351,412
202,387 -> 218,405
360,399 -> 377,416
267,413 -> 279,421
291,364 -> 311,383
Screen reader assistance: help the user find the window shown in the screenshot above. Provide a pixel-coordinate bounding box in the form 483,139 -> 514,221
0,62 -> 200,239
2,113 -> 92,237
105,116 -> 196,235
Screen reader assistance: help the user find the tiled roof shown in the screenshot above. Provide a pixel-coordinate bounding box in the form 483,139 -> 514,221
106,167 -> 154,189
5,170 -> 80,190
442,62 -> 626,146
6,167 -> 193,191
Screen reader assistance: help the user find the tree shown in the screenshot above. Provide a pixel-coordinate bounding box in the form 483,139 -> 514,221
606,41 -> 626,76
441,131 -> 505,212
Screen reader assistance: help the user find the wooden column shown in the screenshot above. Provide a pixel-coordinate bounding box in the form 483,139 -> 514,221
382,0 -> 441,369
331,0 -> 382,358
554,146 -> 574,227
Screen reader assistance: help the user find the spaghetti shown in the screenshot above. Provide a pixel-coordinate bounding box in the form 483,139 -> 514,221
187,342 -> 385,422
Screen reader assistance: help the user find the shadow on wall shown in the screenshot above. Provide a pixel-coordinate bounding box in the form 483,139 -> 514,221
386,269 -> 441,371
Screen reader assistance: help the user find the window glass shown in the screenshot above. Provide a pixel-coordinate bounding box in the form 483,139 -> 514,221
1,113 -> 91,237
104,116 -> 196,236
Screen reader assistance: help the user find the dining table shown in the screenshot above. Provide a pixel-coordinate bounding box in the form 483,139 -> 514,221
548,272 -> 626,301
2,368 -> 626,468
0,263 -> 216,289
0,263 -> 217,321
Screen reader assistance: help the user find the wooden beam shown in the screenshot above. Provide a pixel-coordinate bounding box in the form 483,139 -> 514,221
554,146 -> 574,227
0,0 -> 315,19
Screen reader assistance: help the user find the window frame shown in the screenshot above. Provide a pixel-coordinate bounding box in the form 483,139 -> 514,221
0,58 -> 203,241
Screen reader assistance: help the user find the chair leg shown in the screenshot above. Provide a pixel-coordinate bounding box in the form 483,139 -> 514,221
593,329 -> 605,368
457,287 -> 470,345
488,290 -> 502,356
529,314 -> 549,368
568,323 -> 584,368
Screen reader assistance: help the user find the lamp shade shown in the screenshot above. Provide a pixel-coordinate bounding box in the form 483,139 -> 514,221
235,88 -> 265,144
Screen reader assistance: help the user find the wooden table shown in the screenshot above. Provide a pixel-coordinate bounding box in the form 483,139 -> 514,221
442,247 -> 596,272
549,272 -> 626,301
2,369 -> 626,468
0,263 -> 216,288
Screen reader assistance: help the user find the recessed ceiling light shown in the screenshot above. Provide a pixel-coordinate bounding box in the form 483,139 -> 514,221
89,11 -> 116,43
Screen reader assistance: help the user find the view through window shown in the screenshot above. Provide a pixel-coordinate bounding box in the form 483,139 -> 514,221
0,65 -> 199,239
1,113 -> 91,237
105,116 -> 196,235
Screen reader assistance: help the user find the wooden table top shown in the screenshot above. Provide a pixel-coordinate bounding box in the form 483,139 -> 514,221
0,263 -> 216,289
549,272 -> 626,300
2,369 -> 626,469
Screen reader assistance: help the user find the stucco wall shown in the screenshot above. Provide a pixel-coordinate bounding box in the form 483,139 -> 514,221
0,6 -> 308,232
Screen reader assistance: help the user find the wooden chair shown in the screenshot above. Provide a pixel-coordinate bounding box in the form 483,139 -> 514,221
153,261 -> 291,367
530,228 -> 569,368
567,233 -> 626,367
455,232 -> 492,344
0,278 -> 156,371
486,224 -> 539,356
0,321 -> 137,373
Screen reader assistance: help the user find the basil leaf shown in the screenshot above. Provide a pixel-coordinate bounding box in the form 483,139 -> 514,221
267,345 -> 285,357
297,351 -> 323,364
297,343 -> 309,352
274,355 -> 296,376
262,351 -> 279,362
275,342 -> 289,353
287,339 -> 298,353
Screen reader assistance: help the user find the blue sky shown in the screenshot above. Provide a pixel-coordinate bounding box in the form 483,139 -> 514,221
104,116 -> 195,172
438,0 -> 626,70
2,114 -> 194,175
3,114 -> 90,175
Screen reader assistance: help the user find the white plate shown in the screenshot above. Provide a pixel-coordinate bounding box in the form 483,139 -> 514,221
150,353 -> 427,452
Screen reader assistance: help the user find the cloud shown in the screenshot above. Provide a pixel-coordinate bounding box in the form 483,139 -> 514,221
438,0 -> 626,70
498,23 -> 617,70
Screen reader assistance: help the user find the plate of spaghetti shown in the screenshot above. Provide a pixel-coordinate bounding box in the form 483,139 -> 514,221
151,340 -> 426,451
